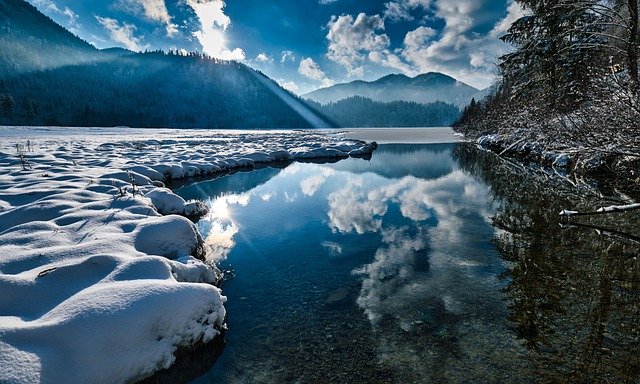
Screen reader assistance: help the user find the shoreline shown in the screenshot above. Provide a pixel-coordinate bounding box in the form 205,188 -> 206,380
0,128 -> 376,383
467,133 -> 640,201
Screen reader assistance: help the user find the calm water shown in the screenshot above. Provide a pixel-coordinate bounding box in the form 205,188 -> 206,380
175,144 -> 640,384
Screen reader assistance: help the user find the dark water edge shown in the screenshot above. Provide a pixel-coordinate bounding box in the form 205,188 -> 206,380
165,143 -> 640,384
455,143 -> 640,383
139,335 -> 227,384
475,134 -> 640,201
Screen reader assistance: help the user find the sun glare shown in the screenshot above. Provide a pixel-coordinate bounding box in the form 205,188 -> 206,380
210,198 -> 230,219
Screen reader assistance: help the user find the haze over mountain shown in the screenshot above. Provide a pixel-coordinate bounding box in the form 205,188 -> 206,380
306,97 -> 460,128
0,0 -> 333,129
302,73 -> 487,109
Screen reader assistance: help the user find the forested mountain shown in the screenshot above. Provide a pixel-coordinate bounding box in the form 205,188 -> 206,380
454,0 -> 640,153
303,73 -> 483,109
306,96 -> 460,127
0,0 -> 334,128
0,0 -> 97,76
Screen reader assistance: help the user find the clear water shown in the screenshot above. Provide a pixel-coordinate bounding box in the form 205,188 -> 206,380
174,143 -> 640,384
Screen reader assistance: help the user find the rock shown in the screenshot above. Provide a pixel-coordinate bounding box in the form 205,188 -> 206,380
324,287 -> 350,307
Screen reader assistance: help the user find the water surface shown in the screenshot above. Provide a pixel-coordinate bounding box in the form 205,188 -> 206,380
175,143 -> 640,383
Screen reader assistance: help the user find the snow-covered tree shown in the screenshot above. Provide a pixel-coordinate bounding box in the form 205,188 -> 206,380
500,0 -> 606,112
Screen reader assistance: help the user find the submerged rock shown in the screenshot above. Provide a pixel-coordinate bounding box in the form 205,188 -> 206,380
325,287 -> 351,307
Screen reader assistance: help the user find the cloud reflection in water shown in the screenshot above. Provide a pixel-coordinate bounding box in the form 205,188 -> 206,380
177,144 -> 533,383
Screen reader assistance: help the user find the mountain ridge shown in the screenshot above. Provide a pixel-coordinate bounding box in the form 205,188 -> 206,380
303,72 -> 486,109
0,0 -> 334,129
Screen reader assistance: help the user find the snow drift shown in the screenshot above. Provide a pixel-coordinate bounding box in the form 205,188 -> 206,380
0,127 -> 376,383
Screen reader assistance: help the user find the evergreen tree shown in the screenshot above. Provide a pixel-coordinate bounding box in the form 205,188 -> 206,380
500,0 -> 605,112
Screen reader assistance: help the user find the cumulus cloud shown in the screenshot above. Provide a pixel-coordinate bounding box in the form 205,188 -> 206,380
115,0 -> 178,36
324,0 -> 525,88
319,0 -> 338,3
95,16 -> 145,51
398,0 -> 516,87
298,57 -> 326,80
326,13 -> 390,77
255,52 -> 274,63
187,0 -> 245,61
277,79 -> 300,93
327,179 -> 387,234
298,57 -> 335,87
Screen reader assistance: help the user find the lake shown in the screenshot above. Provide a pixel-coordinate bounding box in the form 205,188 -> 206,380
175,143 -> 640,384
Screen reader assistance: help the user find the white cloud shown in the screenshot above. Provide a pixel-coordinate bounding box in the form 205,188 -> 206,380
490,0 -> 526,37
187,0 -> 245,61
298,57 -> 326,80
383,0 -> 431,22
115,0 -> 178,36
300,174 -> 327,196
326,13 -> 390,77
397,0 -> 518,87
255,52 -> 274,64
95,16 -> 145,51
281,50 -> 296,63
323,0 -> 524,89
298,57 -> 335,87
322,241 -> 343,256
327,179 -> 387,235
31,0 -> 80,33
278,79 -> 299,93
319,0 -> 338,4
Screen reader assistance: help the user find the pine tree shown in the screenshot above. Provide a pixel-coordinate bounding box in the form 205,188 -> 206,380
503,1 -> 605,110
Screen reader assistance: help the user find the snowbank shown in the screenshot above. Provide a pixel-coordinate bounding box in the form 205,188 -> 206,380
0,127 -> 376,383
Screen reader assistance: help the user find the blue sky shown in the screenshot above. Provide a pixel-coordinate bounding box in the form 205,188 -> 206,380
27,0 -> 524,94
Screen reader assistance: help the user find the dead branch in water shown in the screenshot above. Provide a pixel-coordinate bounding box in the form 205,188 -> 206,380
560,203 -> 640,217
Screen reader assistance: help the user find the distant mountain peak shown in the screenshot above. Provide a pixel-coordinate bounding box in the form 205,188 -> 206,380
302,72 -> 481,108
374,73 -> 411,83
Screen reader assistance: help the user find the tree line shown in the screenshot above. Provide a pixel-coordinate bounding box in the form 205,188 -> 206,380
455,0 -> 640,151
0,51 -> 323,128
306,96 -> 460,128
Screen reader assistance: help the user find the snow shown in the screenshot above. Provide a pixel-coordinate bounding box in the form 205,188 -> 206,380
596,203 -> 640,213
559,203 -> 640,216
476,134 -> 572,170
145,187 -> 207,217
0,126 -> 376,383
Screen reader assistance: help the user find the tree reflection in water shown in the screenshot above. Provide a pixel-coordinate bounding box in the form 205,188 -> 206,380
454,144 -> 640,383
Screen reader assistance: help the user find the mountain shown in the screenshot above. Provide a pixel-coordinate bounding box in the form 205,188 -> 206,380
302,73 -> 484,109
305,96 -> 460,127
0,0 -> 99,75
0,0 -> 333,128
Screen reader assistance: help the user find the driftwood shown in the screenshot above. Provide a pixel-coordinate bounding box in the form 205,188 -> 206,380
560,203 -> 640,217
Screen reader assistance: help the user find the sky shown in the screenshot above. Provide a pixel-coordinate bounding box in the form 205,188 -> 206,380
27,0 -> 525,94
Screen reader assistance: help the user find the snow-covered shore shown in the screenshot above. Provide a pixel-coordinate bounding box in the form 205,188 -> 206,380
0,127 -> 376,383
